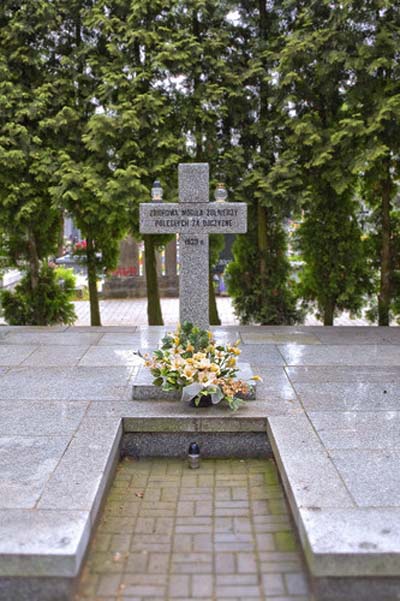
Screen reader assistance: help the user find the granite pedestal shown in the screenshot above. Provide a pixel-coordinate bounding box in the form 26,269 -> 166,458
1,325 -> 400,600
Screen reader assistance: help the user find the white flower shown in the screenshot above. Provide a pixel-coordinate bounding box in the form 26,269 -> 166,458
196,357 -> 211,370
198,370 -> 218,387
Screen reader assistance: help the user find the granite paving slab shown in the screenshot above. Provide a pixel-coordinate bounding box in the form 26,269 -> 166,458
312,327 -> 389,345
0,510 -> 90,577
280,344 -> 400,366
236,344 -> 285,366
308,411 -> 400,449
211,329 -> 240,344
2,331 -> 101,346
0,325 -> 68,332
256,367 -> 298,401
78,346 -> 144,367
0,436 -> 70,509
0,345 -> 36,366
38,428 -> 121,522
300,508 -> 400,576
267,416 -> 354,523
87,398 -> 298,420
380,328 -> 400,344
67,326 -> 137,333
98,331 -> 167,347
0,401 -> 88,436
71,417 -> 123,447
268,411 -> 400,586
286,365 -> 400,383
292,382 -> 400,411
21,345 -> 89,367
329,449 -> 400,506
241,331 -> 320,345
0,366 -> 135,401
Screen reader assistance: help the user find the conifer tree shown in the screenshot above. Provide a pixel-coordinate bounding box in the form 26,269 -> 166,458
49,0 -> 136,326
163,0 -> 243,325
272,0 -> 371,325
347,1 -> 400,325
83,0 -> 184,325
224,1 -> 301,324
0,2 -> 71,323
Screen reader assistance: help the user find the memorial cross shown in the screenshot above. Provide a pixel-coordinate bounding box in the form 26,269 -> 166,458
140,163 -> 247,329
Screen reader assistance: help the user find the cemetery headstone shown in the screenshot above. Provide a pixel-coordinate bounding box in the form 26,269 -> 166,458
140,163 -> 247,328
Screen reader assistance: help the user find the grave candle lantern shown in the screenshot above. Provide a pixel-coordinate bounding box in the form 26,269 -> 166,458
151,180 -> 163,202
214,182 -> 228,202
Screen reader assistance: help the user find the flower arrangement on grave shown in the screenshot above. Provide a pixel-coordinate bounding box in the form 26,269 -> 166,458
144,321 -> 261,411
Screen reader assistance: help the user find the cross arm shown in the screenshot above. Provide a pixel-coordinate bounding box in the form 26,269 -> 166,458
139,202 -> 247,234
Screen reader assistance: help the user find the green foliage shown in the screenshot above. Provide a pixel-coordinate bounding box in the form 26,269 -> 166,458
0,1 -> 63,271
226,206 -> 301,325
80,0 -> 186,324
205,2 -> 304,325
1,265 -> 76,326
297,193 -> 371,324
3,0 -> 399,329
345,1 -> 400,324
268,1 -> 374,324
53,266 -> 77,294
161,321 -> 211,355
364,208 -> 400,324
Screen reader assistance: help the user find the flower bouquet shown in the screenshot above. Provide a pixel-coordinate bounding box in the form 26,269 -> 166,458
144,322 -> 261,411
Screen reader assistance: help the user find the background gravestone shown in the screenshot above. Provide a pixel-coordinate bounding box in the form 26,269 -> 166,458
103,236 -> 178,298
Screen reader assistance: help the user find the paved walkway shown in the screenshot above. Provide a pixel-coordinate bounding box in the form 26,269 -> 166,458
72,298 -> 371,327
77,458 -> 310,601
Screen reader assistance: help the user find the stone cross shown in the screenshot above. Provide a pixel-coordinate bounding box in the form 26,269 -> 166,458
140,163 -> 247,329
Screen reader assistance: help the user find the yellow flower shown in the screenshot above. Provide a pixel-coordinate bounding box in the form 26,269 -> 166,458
209,363 -> 220,373
251,375 -> 263,382
186,343 -> 194,352
227,357 -> 236,367
232,347 -> 241,356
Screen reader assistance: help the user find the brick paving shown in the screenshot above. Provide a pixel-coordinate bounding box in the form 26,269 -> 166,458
0,293 -> 375,327
76,458 -> 310,601
71,297 -> 371,327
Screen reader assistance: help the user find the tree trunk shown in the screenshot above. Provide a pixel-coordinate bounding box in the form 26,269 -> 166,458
323,300 -> 335,326
57,211 -> 65,258
27,230 -> 40,291
144,235 -> 163,325
378,175 -> 392,326
257,202 -> 268,287
27,229 -> 41,323
86,236 -> 101,326
209,270 -> 221,325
